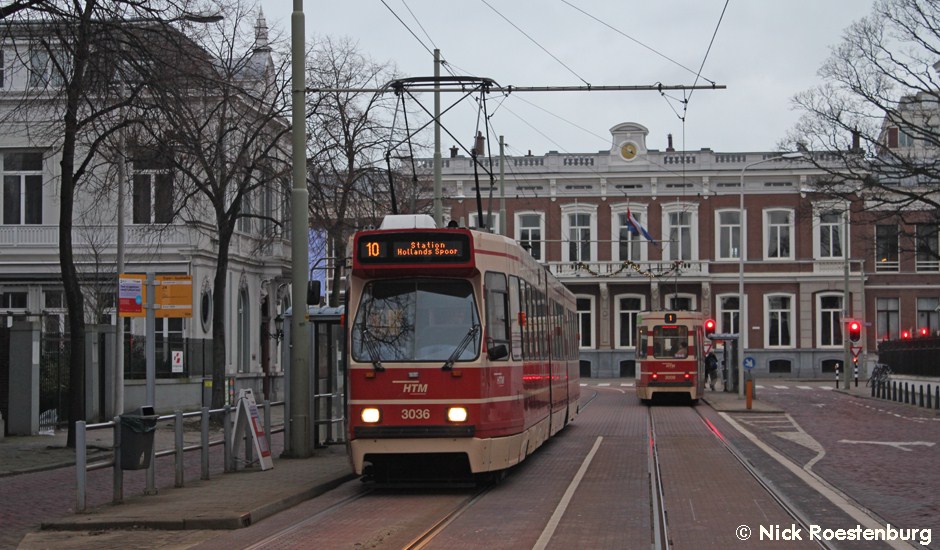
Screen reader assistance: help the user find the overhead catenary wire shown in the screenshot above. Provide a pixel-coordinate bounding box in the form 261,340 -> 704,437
480,0 -> 591,87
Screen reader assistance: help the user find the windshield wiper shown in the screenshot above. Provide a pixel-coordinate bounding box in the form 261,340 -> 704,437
361,328 -> 384,371
442,324 -> 480,371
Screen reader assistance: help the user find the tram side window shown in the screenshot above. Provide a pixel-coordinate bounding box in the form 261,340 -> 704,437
520,279 -> 531,359
485,272 -> 510,360
653,325 -> 689,359
636,327 -> 647,359
509,275 -> 523,360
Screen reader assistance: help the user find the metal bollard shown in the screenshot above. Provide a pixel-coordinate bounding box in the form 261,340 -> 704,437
223,405 -> 232,473
76,420 -> 87,513
835,364 -> 840,389
175,410 -> 184,488
113,416 -> 123,505
264,400 -> 272,455
854,364 -> 858,387
201,407 -> 210,480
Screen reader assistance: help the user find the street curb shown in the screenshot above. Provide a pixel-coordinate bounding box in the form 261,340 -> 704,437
38,472 -> 359,532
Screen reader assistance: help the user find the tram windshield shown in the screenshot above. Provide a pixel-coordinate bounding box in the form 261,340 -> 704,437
652,325 -> 690,359
351,279 -> 481,363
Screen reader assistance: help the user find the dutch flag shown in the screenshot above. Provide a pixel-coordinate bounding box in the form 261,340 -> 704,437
626,207 -> 658,247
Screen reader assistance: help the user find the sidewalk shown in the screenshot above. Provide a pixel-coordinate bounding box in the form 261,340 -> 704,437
2,418 -> 356,549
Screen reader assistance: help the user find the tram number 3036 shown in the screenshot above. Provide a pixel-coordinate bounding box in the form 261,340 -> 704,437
401,408 -> 431,420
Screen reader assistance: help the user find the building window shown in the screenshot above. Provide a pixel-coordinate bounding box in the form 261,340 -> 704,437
2,152 -> 43,225
916,224 -> 939,272
610,205 -> 648,262
769,359 -> 792,373
469,211 -> 498,231
817,211 -> 844,259
131,149 -> 174,224
516,212 -> 543,261
716,210 -> 741,260
0,290 -> 27,309
237,190 -> 254,234
875,224 -> 899,272
568,213 -> 591,262
917,297 -> 939,336
665,294 -> 695,312
615,295 -> 644,348
876,297 -> 899,341
577,296 -> 594,349
766,295 -> 793,348
29,48 -> 66,89
667,210 -> 693,261
560,204 -> 597,263
237,288 -> 251,373
818,294 -> 843,347
718,295 -> 740,337
764,209 -> 793,260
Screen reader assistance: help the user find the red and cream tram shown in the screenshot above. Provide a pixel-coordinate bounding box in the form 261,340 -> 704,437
635,311 -> 706,404
346,215 -> 580,483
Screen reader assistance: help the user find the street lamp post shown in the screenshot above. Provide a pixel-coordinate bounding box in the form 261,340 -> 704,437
738,152 -> 803,398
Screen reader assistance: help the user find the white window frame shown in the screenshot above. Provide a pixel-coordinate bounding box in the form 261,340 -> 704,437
560,203 -> 597,263
613,294 -> 645,349
664,293 -> 696,312
716,293 -> 740,339
763,208 -> 794,261
813,203 -> 848,260
662,203 -> 698,261
576,294 -> 595,349
610,202 -> 648,262
469,211 -> 499,232
715,208 -> 742,261
515,211 -> 544,261
816,292 -> 844,348
765,293 -> 795,349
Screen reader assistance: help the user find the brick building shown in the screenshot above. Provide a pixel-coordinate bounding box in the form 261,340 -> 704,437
433,122 -> 940,378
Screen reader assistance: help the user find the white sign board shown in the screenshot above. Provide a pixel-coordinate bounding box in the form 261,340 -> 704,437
171,350 -> 184,373
231,388 -> 273,471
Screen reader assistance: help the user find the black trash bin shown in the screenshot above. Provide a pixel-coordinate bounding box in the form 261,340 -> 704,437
120,406 -> 158,470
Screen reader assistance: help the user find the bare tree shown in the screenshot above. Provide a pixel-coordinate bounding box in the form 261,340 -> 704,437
0,0 -> 212,447
786,0 -> 940,245
134,3 -> 291,409
305,36 -> 431,306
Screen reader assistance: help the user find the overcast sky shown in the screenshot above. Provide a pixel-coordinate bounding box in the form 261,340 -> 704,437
265,1 -> 876,157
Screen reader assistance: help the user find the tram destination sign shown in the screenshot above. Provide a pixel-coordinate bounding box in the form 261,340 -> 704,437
357,232 -> 471,264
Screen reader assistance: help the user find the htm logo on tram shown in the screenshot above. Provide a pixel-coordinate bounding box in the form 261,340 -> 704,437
395,381 -> 428,394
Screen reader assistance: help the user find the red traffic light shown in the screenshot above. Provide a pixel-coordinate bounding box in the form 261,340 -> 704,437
847,319 -> 862,343
919,327 -> 929,337
901,330 -> 912,340
704,318 -> 717,338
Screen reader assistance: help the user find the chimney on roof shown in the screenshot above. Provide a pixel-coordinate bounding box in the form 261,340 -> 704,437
449,145 -> 459,158
472,131 -> 485,157
666,133 -> 675,152
851,127 -> 862,153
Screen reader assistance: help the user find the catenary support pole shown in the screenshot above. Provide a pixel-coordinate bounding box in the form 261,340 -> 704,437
288,0 -> 311,458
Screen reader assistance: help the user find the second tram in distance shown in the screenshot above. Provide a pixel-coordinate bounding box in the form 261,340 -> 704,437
635,311 -> 706,404
345,215 -> 580,483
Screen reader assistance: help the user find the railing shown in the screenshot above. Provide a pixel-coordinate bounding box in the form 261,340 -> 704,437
74,401 -> 284,513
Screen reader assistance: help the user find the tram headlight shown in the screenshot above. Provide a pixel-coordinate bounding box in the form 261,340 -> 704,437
361,407 -> 381,424
447,407 -> 468,423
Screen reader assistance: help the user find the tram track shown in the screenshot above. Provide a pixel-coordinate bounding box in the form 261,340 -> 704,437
402,486 -> 493,550
647,407 -> 670,550
693,406 -> 837,550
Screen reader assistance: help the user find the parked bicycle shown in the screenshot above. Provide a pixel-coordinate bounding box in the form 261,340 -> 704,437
867,363 -> 893,387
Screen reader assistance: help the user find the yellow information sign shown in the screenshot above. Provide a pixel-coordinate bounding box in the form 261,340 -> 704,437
156,275 -> 192,318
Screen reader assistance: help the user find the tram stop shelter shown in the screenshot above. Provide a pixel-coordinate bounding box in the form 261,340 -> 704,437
282,305 -> 346,449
